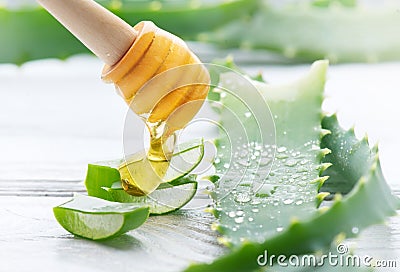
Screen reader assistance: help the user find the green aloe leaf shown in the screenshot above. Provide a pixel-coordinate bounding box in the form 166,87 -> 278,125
185,62 -> 399,271
2,1 -> 400,64
107,0 -> 258,39
319,116 -> 368,196
186,60 -> 329,271
201,1 -> 400,63
320,113 -> 400,215
0,0 -> 257,64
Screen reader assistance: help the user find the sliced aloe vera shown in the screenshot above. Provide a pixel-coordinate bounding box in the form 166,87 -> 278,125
53,195 -> 149,240
103,176 -> 197,215
164,139 -> 205,181
85,139 -> 204,199
85,164 -> 121,201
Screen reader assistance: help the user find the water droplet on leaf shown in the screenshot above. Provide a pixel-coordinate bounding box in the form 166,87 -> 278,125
277,147 -> 287,153
236,211 -> 244,217
285,159 -> 298,167
283,199 -> 294,205
234,192 -> 252,203
235,217 -> 244,224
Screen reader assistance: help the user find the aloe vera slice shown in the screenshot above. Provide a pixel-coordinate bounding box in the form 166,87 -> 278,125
162,139 -> 205,182
53,195 -> 149,240
85,139 -> 204,200
103,176 -> 197,215
85,164 -> 121,201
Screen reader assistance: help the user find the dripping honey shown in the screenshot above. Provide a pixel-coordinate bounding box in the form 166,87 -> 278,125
118,119 -> 175,196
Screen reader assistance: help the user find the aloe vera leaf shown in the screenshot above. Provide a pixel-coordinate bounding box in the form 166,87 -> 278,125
218,60 -> 328,244
107,0 -> 258,40
320,114 -> 400,210
312,0 -> 356,8
319,116 -> 367,196
202,1 -> 400,63
185,61 -> 329,271
0,7 -> 90,65
0,0 -> 257,64
185,72 -> 399,272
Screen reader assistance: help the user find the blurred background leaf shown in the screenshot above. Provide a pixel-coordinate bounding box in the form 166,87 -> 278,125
1,0 -> 399,64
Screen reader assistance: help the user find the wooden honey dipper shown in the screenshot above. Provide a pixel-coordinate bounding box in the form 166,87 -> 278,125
38,0 -> 210,195
37,0 -> 209,138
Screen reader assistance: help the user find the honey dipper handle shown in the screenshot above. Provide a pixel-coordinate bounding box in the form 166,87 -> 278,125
37,0 -> 137,66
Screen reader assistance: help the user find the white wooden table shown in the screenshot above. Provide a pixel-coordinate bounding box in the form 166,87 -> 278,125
1,55 -> 399,271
